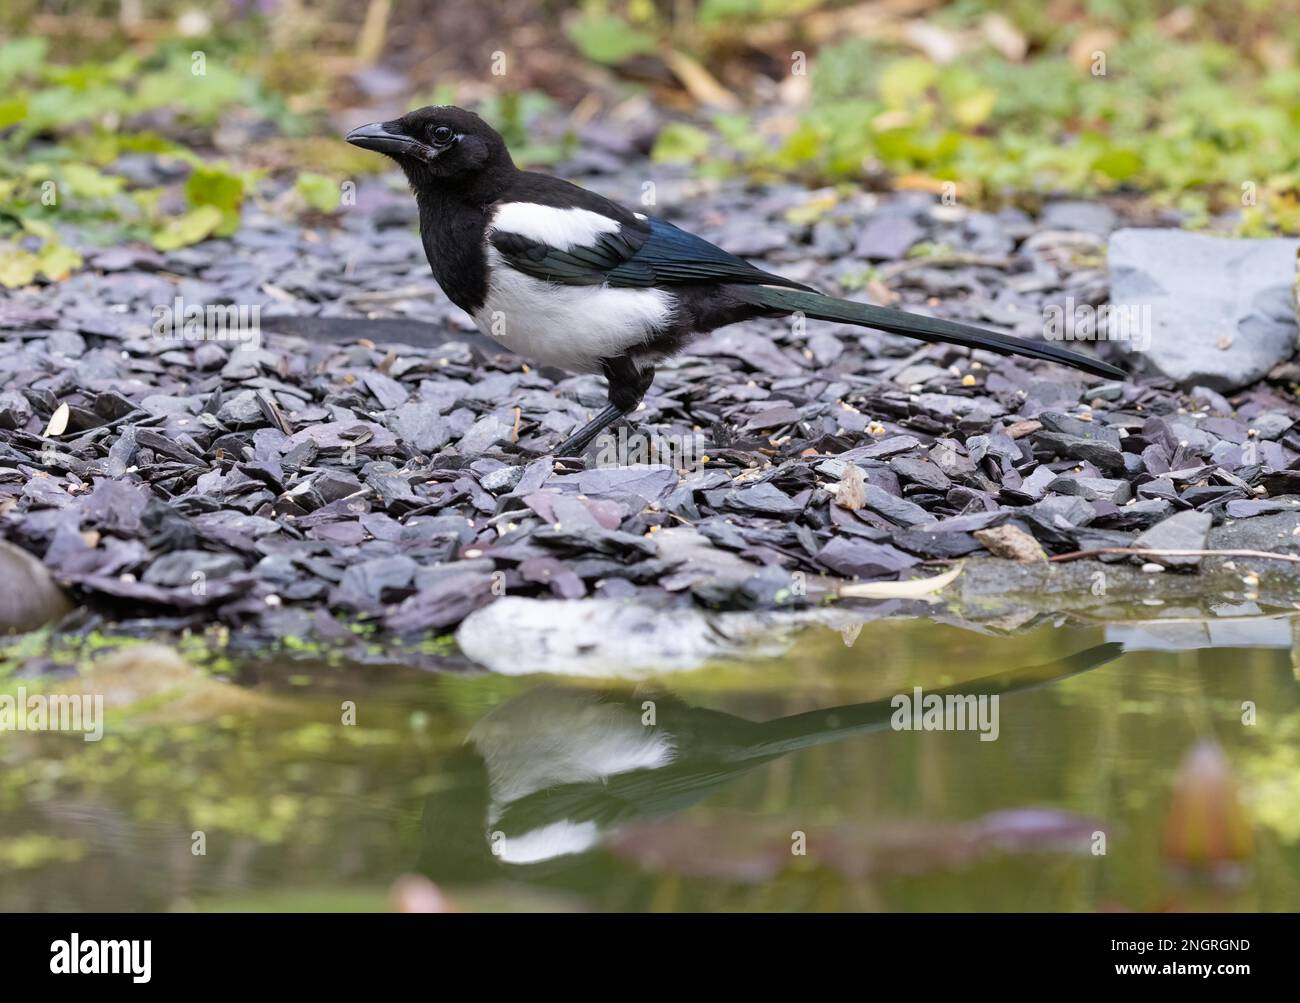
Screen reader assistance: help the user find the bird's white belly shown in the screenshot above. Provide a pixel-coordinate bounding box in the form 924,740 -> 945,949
472,250 -> 675,373
467,687 -> 677,825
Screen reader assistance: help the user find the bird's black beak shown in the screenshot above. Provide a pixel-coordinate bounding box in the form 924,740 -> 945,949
346,122 -> 424,159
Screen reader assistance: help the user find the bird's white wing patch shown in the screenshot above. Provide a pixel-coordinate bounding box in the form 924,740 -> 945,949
468,687 -> 677,825
491,202 -> 622,251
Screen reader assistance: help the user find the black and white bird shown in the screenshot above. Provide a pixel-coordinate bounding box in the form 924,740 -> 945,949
416,642 -> 1122,874
347,106 -> 1125,457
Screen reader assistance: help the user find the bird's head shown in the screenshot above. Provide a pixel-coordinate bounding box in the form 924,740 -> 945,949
346,105 -> 513,193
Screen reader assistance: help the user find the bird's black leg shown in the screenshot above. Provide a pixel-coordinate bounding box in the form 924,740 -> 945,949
554,355 -> 655,457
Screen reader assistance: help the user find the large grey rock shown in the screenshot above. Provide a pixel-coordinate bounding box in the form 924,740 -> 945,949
0,541 -> 73,633
1108,228 -> 1299,391
454,595 -> 901,678
454,596 -> 787,677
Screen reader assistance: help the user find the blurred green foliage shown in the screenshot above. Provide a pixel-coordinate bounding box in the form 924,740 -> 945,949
2,1 -> 1297,291
653,25 -> 1300,233
567,11 -> 658,65
0,36 -> 303,283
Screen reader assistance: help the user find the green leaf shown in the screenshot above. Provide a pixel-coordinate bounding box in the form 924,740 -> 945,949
566,15 -> 658,66
0,39 -> 47,86
37,242 -> 82,281
295,172 -> 339,214
0,96 -> 28,131
19,216 -> 56,240
879,59 -> 937,110
1092,146 -> 1143,183
60,163 -> 126,200
952,88 -> 997,129
151,205 -> 223,251
652,123 -> 713,164
185,165 -> 247,236
775,123 -> 824,168
135,55 -> 254,124
0,248 -> 39,288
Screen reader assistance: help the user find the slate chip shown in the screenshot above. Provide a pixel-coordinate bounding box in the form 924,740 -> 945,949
1046,475 -> 1132,504
817,537 -> 919,579
142,550 -> 245,587
860,483 -> 936,528
1132,510 -> 1213,569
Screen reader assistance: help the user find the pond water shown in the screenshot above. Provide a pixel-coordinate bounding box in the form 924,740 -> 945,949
2,613 -> 1297,912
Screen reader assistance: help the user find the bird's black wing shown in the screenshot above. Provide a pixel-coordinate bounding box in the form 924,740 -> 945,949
489,214 -> 814,292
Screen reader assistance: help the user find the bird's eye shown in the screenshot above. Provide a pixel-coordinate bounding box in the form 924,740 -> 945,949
430,126 -> 454,145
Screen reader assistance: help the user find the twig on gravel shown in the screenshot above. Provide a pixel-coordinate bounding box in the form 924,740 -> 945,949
1049,547 -> 1300,565
346,285 -> 435,304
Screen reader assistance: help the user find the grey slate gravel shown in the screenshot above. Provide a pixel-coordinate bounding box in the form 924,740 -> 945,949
0,142 -> 1298,645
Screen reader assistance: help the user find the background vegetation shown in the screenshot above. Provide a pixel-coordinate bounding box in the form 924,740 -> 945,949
1,0 -> 1298,288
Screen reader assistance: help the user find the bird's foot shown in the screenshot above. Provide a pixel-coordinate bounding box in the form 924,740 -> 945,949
552,403 -> 625,458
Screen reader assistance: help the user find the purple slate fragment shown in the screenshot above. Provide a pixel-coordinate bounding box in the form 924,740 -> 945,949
334,555 -> 418,605
852,436 -> 921,460
725,482 -> 803,516
281,420 -> 398,456
458,414 -> 512,454
1226,499 -> 1299,519
689,329 -> 802,376
817,537 -> 919,579
81,480 -> 148,534
385,571 -> 496,632
1046,475 -> 1132,504
1132,509 -> 1212,569
519,556 -> 587,599
854,214 -> 926,261
363,370 -> 410,410
572,465 -> 678,502
860,483 -> 936,528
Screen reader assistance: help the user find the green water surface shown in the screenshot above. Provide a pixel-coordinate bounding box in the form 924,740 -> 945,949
1,614 -> 1297,912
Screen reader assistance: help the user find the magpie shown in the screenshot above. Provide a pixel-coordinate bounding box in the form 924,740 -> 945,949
347,106 -> 1125,457
417,642 -> 1122,874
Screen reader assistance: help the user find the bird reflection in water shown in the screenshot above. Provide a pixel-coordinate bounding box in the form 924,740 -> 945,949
417,642 -> 1121,881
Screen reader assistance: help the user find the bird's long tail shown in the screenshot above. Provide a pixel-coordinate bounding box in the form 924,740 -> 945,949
739,642 -> 1124,759
742,286 -> 1125,380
